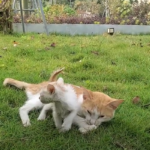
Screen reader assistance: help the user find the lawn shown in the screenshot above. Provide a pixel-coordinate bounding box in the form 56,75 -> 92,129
0,32 -> 150,150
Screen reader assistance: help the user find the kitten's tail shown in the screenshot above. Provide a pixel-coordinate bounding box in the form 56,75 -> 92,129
49,67 -> 65,82
3,68 -> 64,89
3,78 -> 30,90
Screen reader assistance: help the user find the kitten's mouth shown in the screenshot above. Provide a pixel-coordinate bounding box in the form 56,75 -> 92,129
39,96 -> 46,103
39,96 -> 51,104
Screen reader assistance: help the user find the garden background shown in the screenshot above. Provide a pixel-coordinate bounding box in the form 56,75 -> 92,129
13,0 -> 150,25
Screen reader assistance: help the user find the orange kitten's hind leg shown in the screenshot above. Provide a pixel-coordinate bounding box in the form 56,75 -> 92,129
3,78 -> 30,90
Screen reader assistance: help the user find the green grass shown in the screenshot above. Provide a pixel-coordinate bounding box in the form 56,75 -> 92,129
1,32 -> 150,150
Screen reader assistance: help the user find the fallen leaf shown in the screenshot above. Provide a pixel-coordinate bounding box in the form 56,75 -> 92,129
91,51 -> 99,55
111,61 -> 117,65
51,43 -> 55,47
132,96 -> 140,104
131,43 -> 136,46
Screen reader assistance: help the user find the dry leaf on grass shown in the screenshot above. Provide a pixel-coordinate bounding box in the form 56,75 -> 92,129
132,96 -> 140,104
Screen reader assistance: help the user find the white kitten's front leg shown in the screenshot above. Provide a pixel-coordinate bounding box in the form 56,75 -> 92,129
60,110 -> 77,132
53,109 -> 62,129
38,103 -> 54,120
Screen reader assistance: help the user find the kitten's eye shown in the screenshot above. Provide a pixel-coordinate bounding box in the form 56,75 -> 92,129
87,110 -> 91,115
99,115 -> 104,118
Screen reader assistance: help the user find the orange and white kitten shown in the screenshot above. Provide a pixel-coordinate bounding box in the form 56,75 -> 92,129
40,78 -> 123,133
3,69 -> 64,127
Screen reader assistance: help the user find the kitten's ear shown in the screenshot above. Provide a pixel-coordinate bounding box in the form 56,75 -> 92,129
83,88 -> 93,100
47,84 -> 55,94
107,99 -> 124,110
57,77 -> 64,84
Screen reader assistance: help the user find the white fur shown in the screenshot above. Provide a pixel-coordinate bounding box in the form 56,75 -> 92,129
40,78 -> 81,132
19,91 -> 53,127
84,109 -> 112,127
40,77 -> 97,133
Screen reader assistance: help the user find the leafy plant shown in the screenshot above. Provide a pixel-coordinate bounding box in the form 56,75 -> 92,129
64,5 -> 76,16
116,1 -> 132,18
13,2 -> 150,25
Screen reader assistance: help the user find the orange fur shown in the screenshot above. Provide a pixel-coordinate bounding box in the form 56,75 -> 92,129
69,85 -> 123,121
82,90 -> 123,118
3,68 -> 64,94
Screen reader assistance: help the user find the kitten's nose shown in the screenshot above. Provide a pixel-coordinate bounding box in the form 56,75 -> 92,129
90,120 -> 95,125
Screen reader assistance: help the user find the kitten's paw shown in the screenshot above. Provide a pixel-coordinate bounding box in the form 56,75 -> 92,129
59,128 -> 67,133
3,78 -> 10,86
59,128 -> 69,133
79,125 -> 97,134
59,125 -> 71,132
60,122 -> 71,132
22,120 -> 31,127
88,125 -> 97,130
37,114 -> 46,121
79,127 -> 87,134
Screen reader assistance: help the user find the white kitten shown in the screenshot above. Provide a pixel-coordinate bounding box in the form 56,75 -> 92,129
40,77 -> 97,133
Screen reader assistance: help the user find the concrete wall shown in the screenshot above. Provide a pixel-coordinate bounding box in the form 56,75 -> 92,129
13,23 -> 150,35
